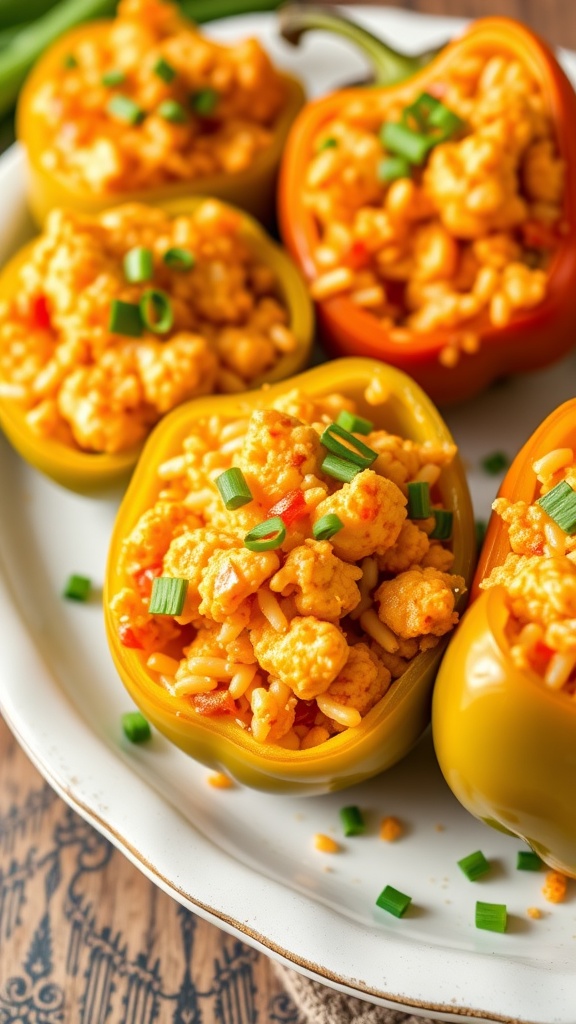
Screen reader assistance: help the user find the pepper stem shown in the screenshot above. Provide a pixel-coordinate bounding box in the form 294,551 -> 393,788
278,4 -> 440,87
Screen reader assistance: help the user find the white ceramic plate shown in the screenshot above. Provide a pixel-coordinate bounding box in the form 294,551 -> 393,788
2,9 -> 576,1023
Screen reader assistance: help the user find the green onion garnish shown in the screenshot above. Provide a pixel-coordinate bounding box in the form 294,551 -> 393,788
517,850 -> 543,872
123,246 -> 153,284
163,247 -> 195,271
63,574 -> 92,602
157,99 -> 187,123
407,481 -> 431,519
62,53 -> 78,69
216,468 -> 253,510
430,508 -> 453,540
321,454 -> 360,484
537,480 -> 576,534
122,711 -> 151,744
428,101 -> 464,136
153,56 -> 176,83
149,576 -> 188,616
109,299 -> 143,337
313,513 -> 344,542
339,805 -> 365,837
244,517 -> 286,552
140,289 -> 174,334
335,410 -> 373,435
403,91 -> 440,129
376,885 -> 412,918
318,137 -> 338,151
320,422 -> 378,469
377,155 -> 411,183
191,88 -> 219,116
475,901 -> 507,933
107,94 -> 145,125
458,850 -> 490,881
380,122 -> 433,166
481,451 -> 510,475
101,69 -> 126,87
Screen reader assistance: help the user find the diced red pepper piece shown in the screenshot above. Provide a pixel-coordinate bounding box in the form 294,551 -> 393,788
30,295 -> 52,331
267,488 -> 308,527
521,220 -> 560,250
345,240 -> 370,270
133,563 -> 163,600
191,689 -> 237,716
294,699 -> 317,729
118,624 -> 144,649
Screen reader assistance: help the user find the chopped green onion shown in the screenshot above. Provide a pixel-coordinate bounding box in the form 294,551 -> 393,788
335,410 -> 373,435
320,422 -> 378,469
537,480 -> 576,534
430,508 -> 453,540
216,468 -> 253,510
481,450 -> 510,475
191,87 -> 219,116
517,850 -> 543,871
318,136 -> 338,150
157,99 -> 187,123
339,805 -> 365,836
244,516 -> 286,552
428,101 -> 464,136
403,91 -> 440,129
62,53 -> 78,69
475,901 -> 507,933
407,481 -> 431,519
123,246 -> 153,284
107,94 -> 145,125
149,576 -> 188,616
475,518 -> 487,549
163,247 -> 195,271
101,69 -> 126,87
122,711 -> 151,744
376,885 -> 412,918
140,289 -> 174,334
63,574 -> 92,602
109,299 -> 143,337
377,155 -> 411,183
458,850 -> 490,881
313,514 -> 344,542
153,56 -> 176,83
321,454 -> 360,484
380,121 -> 432,166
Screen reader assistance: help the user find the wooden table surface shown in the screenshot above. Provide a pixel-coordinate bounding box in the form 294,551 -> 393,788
0,2 -> 572,1022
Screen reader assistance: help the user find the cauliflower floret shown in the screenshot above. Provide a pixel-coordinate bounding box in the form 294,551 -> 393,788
199,547 -> 280,622
504,556 -> 576,632
367,431 -> 456,489
57,361 -> 151,453
420,542 -> 455,572
135,334 -> 218,413
251,616 -> 349,699
375,566 -> 465,640
216,328 -> 276,380
269,539 -> 362,621
163,527 -> 238,620
326,643 -> 391,716
492,498 -> 557,557
236,409 -> 323,503
250,680 -> 297,743
121,501 -> 202,575
377,520 -> 430,574
313,469 -> 406,562
480,551 -> 527,590
110,586 -> 180,653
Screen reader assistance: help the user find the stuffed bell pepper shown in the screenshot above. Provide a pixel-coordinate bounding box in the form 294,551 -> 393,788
433,399 -> 576,876
17,0 -> 305,226
104,357 -> 475,795
278,8 -> 576,404
0,197 -> 313,492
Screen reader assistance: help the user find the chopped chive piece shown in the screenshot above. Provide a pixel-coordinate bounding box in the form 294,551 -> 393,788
321,454 -> 360,484
475,518 -> 487,549
537,480 -> 576,534
377,155 -> 411,183
109,299 -> 143,337
407,481 -> 431,519
458,850 -> 490,881
122,711 -> 151,744
403,91 -> 440,128
313,514 -> 344,542
62,53 -> 78,69
101,69 -> 126,87
318,136 -> 338,150
63,574 -> 92,602
216,468 -> 253,510
428,101 -> 464,136
481,450 -> 509,474
153,56 -> 176,83
320,422 -> 378,469
517,850 -> 543,871
380,121 -> 432,166
376,885 -> 412,918
339,805 -> 365,836
107,94 -> 145,125
191,87 -> 219,116
149,576 -> 188,615
335,410 -> 373,435
475,901 -> 507,933
123,246 -> 153,284
157,99 -> 187,123
163,247 -> 195,271
244,517 -> 286,552
140,289 -> 174,334
430,508 -> 453,540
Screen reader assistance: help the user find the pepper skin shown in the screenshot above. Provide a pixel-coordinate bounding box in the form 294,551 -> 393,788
104,357 -> 475,795
0,197 -> 314,494
432,399 -> 576,876
16,21 -> 305,228
278,14 -> 576,405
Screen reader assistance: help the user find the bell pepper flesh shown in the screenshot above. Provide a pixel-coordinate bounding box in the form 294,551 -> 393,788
278,17 -> 576,405
432,398 -> 576,876
104,357 -> 476,795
